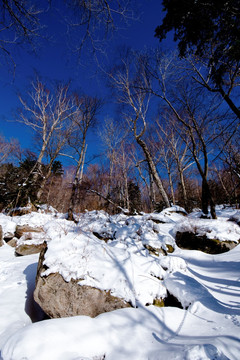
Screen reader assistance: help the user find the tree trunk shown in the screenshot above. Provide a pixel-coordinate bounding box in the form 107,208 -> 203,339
67,142 -> 87,219
179,170 -> 188,211
202,178 -> 217,219
136,137 -> 170,208
167,165 -> 175,205
67,177 -> 79,222
149,171 -> 156,211
202,178 -> 209,215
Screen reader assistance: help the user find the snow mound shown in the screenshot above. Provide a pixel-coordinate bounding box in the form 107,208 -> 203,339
175,217 -> 240,242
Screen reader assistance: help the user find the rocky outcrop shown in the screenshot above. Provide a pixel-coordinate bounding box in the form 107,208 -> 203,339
34,245 -> 131,318
176,231 -> 238,254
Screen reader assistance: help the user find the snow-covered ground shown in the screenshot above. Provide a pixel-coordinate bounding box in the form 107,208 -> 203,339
0,205 -> 240,360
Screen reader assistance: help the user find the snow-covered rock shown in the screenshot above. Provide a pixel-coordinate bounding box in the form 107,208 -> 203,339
1,206 -> 240,359
175,217 -> 240,253
34,245 -> 131,318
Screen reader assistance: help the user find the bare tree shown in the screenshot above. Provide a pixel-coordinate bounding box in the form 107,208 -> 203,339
216,128 -> 240,206
63,0 -> 135,54
100,117 -> 134,212
155,115 -> 194,211
0,0 -> 45,71
188,56 -> 240,123
65,94 -> 102,219
109,53 -> 170,208
35,121 -> 73,201
18,78 -> 79,202
145,51 -> 227,218
0,134 -> 20,165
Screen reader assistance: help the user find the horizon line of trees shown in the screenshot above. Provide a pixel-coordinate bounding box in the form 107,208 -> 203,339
0,139 -> 239,215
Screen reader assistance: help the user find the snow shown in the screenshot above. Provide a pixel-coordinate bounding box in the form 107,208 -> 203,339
0,206 -> 240,359
175,217 -> 240,242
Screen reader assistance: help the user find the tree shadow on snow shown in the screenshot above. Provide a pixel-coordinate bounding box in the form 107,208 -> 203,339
23,263 -> 47,322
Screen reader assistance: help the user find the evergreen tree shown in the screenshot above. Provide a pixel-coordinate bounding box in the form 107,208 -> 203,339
155,0 -> 240,85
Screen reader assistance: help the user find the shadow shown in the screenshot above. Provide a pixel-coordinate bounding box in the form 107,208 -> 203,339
188,267 -> 240,289
23,263 -> 47,323
167,271 -> 240,316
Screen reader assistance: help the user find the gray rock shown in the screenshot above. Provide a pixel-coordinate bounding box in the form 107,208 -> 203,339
6,238 -> 17,248
15,243 -> 46,256
13,225 -> 45,255
15,225 -> 43,239
34,245 -> 131,318
176,231 -> 238,254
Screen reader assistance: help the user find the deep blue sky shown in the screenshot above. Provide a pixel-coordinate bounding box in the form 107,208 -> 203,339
0,0 -> 172,164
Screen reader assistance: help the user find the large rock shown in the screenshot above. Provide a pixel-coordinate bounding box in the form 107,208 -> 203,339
14,225 -> 45,256
176,231 -> 238,254
3,232 -> 17,247
15,243 -> 46,256
34,245 -> 131,318
3,232 -> 15,243
15,225 -> 43,239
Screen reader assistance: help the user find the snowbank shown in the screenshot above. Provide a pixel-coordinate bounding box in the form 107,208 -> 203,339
0,206 -> 240,359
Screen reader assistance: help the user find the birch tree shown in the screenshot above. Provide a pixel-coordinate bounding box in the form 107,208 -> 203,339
18,78 -> 79,202
109,53 -> 170,208
146,52 -> 224,218
155,115 -> 194,211
66,95 -> 102,219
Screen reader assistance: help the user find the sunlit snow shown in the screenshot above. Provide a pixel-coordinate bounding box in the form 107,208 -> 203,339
0,206 -> 240,360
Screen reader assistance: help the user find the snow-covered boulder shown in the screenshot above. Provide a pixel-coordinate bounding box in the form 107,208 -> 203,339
14,224 -> 46,256
32,210 -> 180,318
34,245 -> 131,318
175,218 -> 240,254
15,224 -> 44,239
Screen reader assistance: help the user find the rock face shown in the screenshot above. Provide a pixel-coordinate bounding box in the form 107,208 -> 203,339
34,245 -> 131,318
176,231 -> 238,254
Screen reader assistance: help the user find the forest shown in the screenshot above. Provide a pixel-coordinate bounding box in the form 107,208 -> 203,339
0,0 -> 239,217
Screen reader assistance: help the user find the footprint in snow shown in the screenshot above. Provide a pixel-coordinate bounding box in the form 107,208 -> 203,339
231,314 -> 240,327
225,314 -> 240,327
